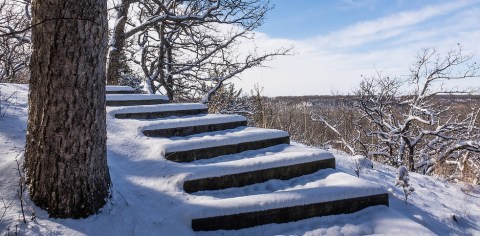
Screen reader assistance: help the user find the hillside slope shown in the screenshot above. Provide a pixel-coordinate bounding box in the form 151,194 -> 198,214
1,83 -> 478,235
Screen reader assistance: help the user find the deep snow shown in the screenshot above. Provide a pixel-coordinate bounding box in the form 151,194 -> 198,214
1,83 -> 479,235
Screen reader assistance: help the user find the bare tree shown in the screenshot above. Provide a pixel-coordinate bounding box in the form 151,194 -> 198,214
106,0 -> 225,85
415,105 -> 480,180
397,47 -> 479,170
306,46 -> 480,184
354,74 -> 404,166
0,0 -> 31,83
107,0 -> 290,102
355,46 -> 480,172
25,0 -> 110,218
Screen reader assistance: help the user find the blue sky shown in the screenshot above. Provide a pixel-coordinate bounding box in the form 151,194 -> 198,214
236,0 -> 480,96
259,0 -> 451,39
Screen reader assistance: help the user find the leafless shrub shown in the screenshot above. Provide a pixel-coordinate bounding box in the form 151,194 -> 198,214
0,152 -> 33,235
207,84 -> 252,116
349,155 -> 373,178
395,166 -> 415,203
248,46 -> 480,184
14,158 -> 26,224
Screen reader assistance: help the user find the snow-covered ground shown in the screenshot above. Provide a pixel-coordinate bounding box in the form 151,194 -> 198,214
1,83 -> 479,235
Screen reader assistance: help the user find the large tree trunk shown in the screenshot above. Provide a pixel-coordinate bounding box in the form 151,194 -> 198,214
25,0 -> 110,218
106,0 -> 132,85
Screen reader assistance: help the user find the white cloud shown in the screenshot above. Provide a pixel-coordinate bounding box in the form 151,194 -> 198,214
311,0 -> 474,49
235,0 -> 480,96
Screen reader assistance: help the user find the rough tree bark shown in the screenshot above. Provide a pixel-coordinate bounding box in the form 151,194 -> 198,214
25,0 -> 111,218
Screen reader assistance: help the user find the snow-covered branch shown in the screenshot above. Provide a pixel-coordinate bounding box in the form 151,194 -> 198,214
0,0 -> 30,82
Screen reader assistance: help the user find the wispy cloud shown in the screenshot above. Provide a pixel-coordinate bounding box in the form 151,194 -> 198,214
313,0 -> 475,50
236,0 -> 480,96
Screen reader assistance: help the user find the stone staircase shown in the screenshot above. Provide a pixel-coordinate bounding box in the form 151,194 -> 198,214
106,86 -> 389,232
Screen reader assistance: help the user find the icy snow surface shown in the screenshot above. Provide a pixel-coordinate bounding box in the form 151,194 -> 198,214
2,83 -> 478,235
140,114 -> 246,132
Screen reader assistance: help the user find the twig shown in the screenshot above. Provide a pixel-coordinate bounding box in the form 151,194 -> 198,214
0,90 -> 18,117
14,157 -> 26,224
111,185 -> 129,206
0,198 -> 13,222
349,159 -> 362,178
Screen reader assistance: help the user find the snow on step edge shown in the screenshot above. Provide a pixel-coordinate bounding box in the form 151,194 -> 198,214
185,145 -> 334,180
141,114 -> 247,131
189,170 -> 387,219
108,103 -> 207,115
161,127 -> 289,153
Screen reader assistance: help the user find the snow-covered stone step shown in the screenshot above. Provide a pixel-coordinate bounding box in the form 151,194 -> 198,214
106,94 -> 169,106
106,85 -> 135,94
163,127 -> 290,162
183,145 -> 335,193
110,103 -> 208,119
143,114 -> 247,137
190,169 -> 388,231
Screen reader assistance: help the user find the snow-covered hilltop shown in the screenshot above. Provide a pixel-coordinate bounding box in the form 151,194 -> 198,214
1,83 -> 479,235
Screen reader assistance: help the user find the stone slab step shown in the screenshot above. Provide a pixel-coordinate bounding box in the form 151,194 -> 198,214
143,115 -> 247,137
106,85 -> 135,94
110,103 -> 208,119
106,94 -> 169,106
183,145 -> 335,193
189,169 -> 388,231
162,127 -> 290,162
202,205 -> 435,235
